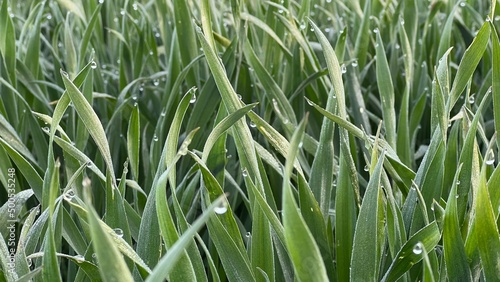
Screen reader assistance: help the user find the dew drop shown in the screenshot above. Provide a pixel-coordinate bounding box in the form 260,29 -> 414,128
486,150 -> 495,165
161,110 -> 166,117
413,242 -> 423,255
455,194 -> 459,199
132,3 -> 138,10
74,255 -> 85,263
310,27 -> 315,32
373,28 -> 379,34
27,258 -> 32,267
340,64 -> 347,73
245,232 -> 251,238
155,32 -> 160,37
92,253 -> 98,263
153,134 -> 158,142
98,0 -> 104,3
300,23 -> 306,30
82,177 -> 91,188
242,168 -> 248,177
364,165 -> 369,172
132,95 -> 137,101
61,70 -> 69,78
153,79 -> 160,86
64,189 -> 75,201
42,127 -> 49,132
278,9 -> 284,14
113,228 -> 124,238
456,180 -> 460,185
91,61 -> 97,69
120,9 -> 125,15
459,2 -> 466,7
468,95 -> 475,104
352,60 -> 358,67
237,94 -> 242,100
298,141 -> 303,148
249,121 -> 256,128
214,200 -> 228,214
189,94 -> 197,103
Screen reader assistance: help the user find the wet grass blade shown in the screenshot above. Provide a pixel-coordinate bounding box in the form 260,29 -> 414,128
282,115 -> 328,281
350,152 -> 385,281
84,190 -> 134,282
448,22 -> 490,110
375,31 -> 396,149
381,222 -> 441,282
146,196 -> 227,282
61,69 -> 116,186
443,164 -> 472,281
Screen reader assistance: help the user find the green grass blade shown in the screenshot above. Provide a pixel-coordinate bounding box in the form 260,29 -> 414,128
61,69 -> 116,187
202,102 -> 258,163
350,152 -> 385,281
84,190 -> 134,282
448,22 -> 490,110
375,30 -> 396,149
127,104 -> 140,180
474,163 -> 500,280
381,222 -> 441,282
308,19 -> 344,218
491,22 -> 500,151
283,114 -> 328,281
146,195 -> 227,282
443,164 -> 472,281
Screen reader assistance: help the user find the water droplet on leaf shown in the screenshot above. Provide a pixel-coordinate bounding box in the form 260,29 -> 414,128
64,189 -> 75,201
74,255 -> 85,263
214,200 -> 228,214
113,228 -> 124,238
341,64 -> 347,73
413,242 -> 423,255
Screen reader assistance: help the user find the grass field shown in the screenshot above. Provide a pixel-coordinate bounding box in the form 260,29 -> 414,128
1,0 -> 500,281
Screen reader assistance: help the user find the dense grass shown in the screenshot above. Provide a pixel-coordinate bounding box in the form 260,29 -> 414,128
1,0 -> 500,281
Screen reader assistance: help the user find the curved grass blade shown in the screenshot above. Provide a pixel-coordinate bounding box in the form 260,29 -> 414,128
491,21 -> 500,150
146,196 -> 227,282
381,222 -> 441,282
309,19 -> 344,218
474,163 -> 500,280
448,22 -> 490,110
61,69 -> 116,186
202,102 -> 258,163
